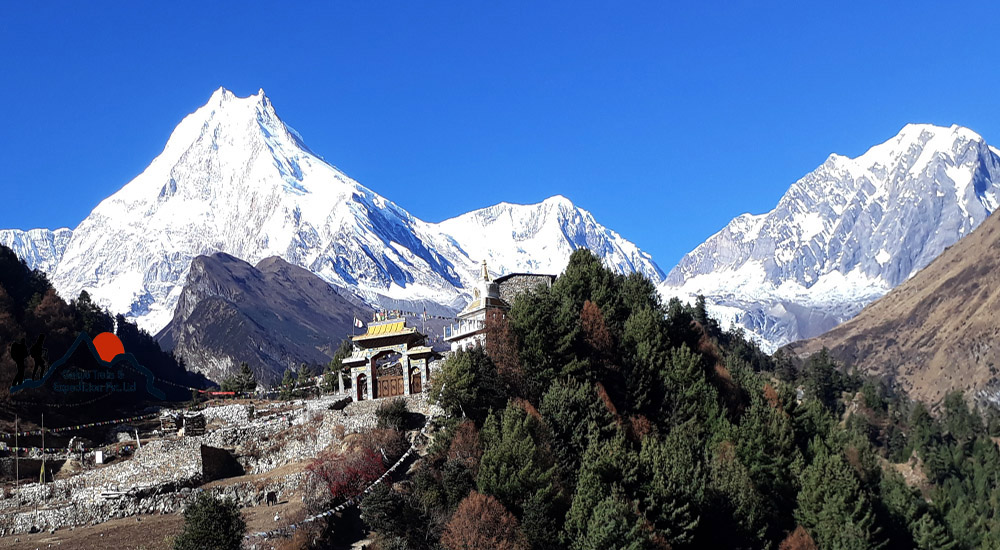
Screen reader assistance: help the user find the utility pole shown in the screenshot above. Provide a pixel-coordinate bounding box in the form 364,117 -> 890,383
14,415 -> 18,492
40,414 -> 45,485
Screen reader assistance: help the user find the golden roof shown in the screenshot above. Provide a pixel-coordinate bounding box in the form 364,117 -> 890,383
407,345 -> 439,357
353,319 -> 418,341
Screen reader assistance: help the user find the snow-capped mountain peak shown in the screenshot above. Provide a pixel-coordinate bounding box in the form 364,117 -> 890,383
433,196 -> 664,282
48,88 -> 456,330
6,89 -> 662,335
662,122 -> 1000,351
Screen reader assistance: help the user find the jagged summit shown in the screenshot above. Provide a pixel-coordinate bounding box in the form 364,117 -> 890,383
436,196 -> 663,282
3,89 -> 661,335
662,122 -> 1000,351
209,86 -> 235,101
208,86 -> 267,102
0,228 -> 73,274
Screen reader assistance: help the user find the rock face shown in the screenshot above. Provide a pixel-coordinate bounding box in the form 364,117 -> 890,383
661,124 -> 1000,351
156,253 -> 373,385
785,205 -> 1000,407
9,88 -> 661,335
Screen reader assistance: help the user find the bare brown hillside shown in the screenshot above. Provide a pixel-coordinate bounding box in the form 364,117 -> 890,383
785,209 -> 1000,406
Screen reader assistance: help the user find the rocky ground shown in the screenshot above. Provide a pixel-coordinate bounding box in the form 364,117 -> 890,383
0,392 -> 440,548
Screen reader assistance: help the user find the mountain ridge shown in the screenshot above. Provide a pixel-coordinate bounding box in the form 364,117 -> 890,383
661,122 -> 1000,351
156,252 -> 374,385
784,200 -> 1000,406
0,228 -> 73,275
4,88 -> 663,337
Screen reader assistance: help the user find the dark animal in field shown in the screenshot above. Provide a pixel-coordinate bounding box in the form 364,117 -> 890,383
265,491 -> 277,506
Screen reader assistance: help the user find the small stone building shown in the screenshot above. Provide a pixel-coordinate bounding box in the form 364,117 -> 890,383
494,272 -> 556,304
444,262 -> 556,352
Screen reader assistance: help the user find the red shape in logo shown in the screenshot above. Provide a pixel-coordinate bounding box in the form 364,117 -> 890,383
92,332 -> 125,362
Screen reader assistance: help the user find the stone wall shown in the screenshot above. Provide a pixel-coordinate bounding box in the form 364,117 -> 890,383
497,274 -> 555,305
0,474 -> 305,537
0,393 -> 439,536
0,458 -> 66,482
200,445 -> 243,482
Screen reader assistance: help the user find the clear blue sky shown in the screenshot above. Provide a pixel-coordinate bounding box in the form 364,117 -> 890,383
3,2 -> 1000,271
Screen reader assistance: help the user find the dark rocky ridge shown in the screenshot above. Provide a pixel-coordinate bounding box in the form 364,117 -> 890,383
156,253 -> 372,385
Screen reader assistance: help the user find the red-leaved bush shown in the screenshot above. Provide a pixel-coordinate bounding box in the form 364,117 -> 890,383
448,420 -> 482,467
484,311 -> 524,393
441,491 -> 529,550
779,526 -> 818,550
581,300 -> 613,364
305,447 -> 384,509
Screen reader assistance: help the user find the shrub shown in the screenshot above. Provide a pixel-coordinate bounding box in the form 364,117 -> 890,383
305,447 -> 384,511
364,428 -> 410,465
173,492 -> 246,550
447,420 -> 482,467
376,398 -> 409,431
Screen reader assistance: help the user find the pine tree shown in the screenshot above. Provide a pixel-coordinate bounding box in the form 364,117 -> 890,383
944,497 -> 985,550
539,378 -> 615,486
173,492 -> 246,550
694,294 -> 714,333
322,361 -> 338,393
297,363 -> 313,384
520,483 -> 565,550
321,339 -> 353,393
912,512 -> 958,550
735,391 -> 799,536
222,362 -> 257,393
803,349 -> 840,412
621,307 -> 668,414
564,431 -> 639,542
637,426 -> 704,547
660,345 -> 722,429
704,439 -> 769,547
942,391 -> 982,442
795,443 -> 885,549
773,348 -> 798,383
431,348 -> 503,423
877,471 -> 922,548
441,459 -> 476,511
508,285 -> 571,402
279,368 -> 296,400
360,483 -> 406,538
574,496 -> 650,550
551,248 -> 617,316
431,351 -> 477,418
476,403 -> 554,514
74,289 -> 112,334
238,362 -> 257,392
